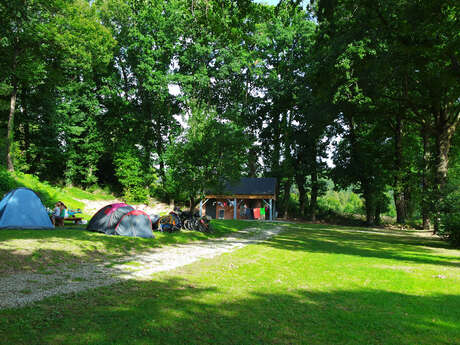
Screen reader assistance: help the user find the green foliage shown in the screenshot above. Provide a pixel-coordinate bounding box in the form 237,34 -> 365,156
0,168 -> 17,193
114,149 -> 151,203
316,0 -> 459,227
0,0 -> 458,243
164,104 -> 249,206
318,189 -> 364,215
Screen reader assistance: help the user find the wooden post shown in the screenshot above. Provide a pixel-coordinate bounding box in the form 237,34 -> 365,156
269,199 -> 273,220
233,198 -> 237,220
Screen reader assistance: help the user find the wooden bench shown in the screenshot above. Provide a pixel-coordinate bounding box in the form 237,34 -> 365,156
63,217 -> 82,225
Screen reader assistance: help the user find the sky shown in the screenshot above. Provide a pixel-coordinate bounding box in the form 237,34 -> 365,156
253,0 -> 279,5
253,1 -> 308,9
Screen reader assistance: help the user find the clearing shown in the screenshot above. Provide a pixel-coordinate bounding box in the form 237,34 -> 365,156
0,222 -> 459,345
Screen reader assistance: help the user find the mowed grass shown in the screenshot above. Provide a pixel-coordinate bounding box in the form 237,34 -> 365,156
1,223 -> 459,345
0,220 -> 257,275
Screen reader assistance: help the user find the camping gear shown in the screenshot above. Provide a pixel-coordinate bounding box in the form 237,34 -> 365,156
0,187 -> 54,229
155,212 -> 182,232
115,210 -> 154,238
87,203 -> 134,235
150,214 -> 160,226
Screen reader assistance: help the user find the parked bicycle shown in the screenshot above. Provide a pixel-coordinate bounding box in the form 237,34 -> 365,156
177,209 -> 212,233
151,209 -> 212,233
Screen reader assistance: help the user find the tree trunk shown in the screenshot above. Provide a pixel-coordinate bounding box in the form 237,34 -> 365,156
189,196 -> 196,213
248,147 -> 258,177
374,200 -> 382,226
309,168 -> 318,222
156,104 -> 168,187
295,172 -> 307,218
363,182 -> 375,225
393,113 -> 406,224
421,126 -> 431,230
7,82 -> 18,172
309,142 -> 319,222
23,117 -> 31,171
272,113 -> 281,202
394,192 -> 406,224
432,110 -> 458,233
282,179 -> 292,219
347,112 -> 372,224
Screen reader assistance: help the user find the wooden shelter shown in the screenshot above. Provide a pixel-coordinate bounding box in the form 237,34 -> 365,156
200,177 -> 277,220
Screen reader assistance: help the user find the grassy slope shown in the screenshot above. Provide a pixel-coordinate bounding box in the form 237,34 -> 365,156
0,223 -> 459,345
1,171 -> 113,214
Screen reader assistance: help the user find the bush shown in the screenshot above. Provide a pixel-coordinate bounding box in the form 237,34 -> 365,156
0,168 -> 18,195
318,189 -> 364,215
439,184 -> 460,247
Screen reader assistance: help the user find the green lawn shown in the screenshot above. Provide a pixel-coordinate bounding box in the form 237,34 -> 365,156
0,220 -> 263,275
0,222 -> 459,345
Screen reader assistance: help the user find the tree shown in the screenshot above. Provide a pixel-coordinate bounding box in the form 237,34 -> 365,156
314,0 -> 460,228
0,0 -> 65,171
0,0 -> 114,187
164,104 -> 249,211
97,0 -> 183,191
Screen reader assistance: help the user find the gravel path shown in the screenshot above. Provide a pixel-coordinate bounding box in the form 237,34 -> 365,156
0,226 -> 283,309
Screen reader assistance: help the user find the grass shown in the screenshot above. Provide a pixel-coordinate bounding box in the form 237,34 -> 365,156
0,220 -> 263,275
0,223 -> 459,344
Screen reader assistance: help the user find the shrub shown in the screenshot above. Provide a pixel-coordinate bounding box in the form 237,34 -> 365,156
318,189 -> 364,215
439,184 -> 460,247
0,168 -> 18,195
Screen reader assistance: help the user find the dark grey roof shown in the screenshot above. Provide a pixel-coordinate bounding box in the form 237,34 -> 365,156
208,177 -> 277,196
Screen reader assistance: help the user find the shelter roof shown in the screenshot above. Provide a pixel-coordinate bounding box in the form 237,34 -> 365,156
206,177 -> 276,197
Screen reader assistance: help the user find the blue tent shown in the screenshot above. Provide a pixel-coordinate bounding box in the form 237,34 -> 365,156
0,188 -> 54,229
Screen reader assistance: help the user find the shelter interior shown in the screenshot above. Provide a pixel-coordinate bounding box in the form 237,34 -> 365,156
200,177 -> 277,220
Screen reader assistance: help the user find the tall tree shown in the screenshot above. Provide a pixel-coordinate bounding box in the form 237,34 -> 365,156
314,0 -> 460,227
0,0 -> 64,171
98,0 -> 182,191
164,104 -> 249,211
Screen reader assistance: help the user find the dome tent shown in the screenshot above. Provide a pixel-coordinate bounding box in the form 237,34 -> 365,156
115,210 -> 154,238
86,203 -> 134,235
0,187 -> 53,229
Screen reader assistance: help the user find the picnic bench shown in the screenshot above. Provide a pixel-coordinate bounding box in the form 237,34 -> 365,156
51,216 -> 82,226
63,217 -> 82,225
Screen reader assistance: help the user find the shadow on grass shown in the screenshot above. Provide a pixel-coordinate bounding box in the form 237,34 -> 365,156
0,277 -> 458,345
262,224 -> 460,268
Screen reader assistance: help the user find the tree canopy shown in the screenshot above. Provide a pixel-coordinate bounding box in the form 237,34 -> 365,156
1,0 -> 459,242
